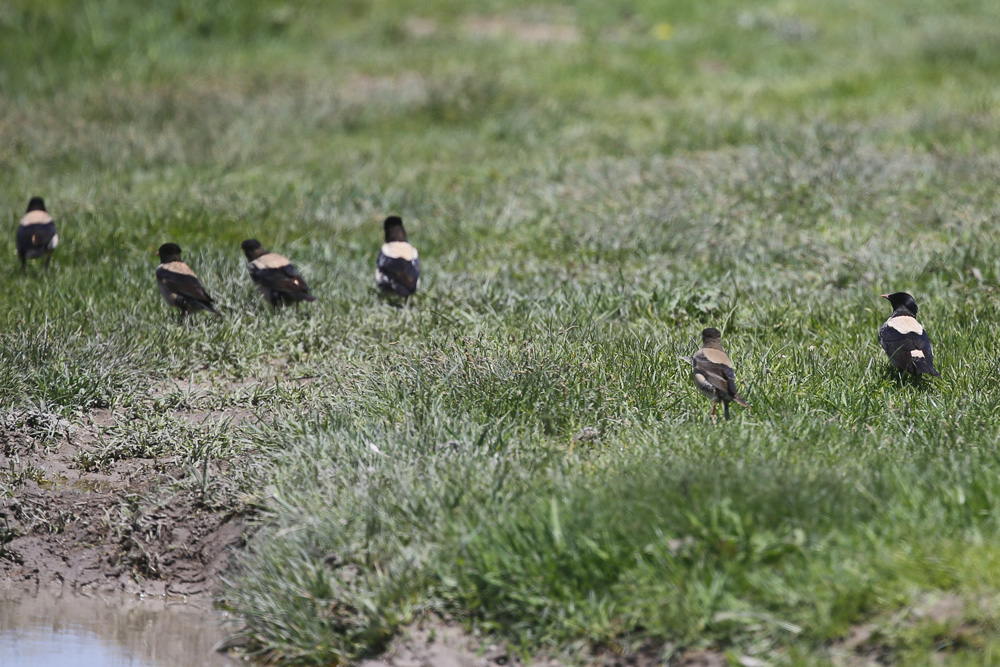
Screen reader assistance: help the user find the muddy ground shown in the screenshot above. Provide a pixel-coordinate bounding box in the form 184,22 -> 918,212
0,407 -> 247,599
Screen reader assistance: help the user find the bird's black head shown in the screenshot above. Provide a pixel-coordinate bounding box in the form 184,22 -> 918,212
383,216 -> 406,243
241,238 -> 265,260
701,327 -> 722,343
881,292 -> 918,316
157,243 -> 183,262
26,197 -> 46,213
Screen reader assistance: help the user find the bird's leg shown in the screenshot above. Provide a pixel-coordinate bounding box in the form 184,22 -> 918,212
19,253 -> 26,272
44,254 -> 51,271
724,401 -> 731,421
710,400 -> 717,422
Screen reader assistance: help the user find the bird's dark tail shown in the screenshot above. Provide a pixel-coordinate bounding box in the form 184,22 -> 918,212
204,302 -> 222,316
732,394 -> 749,408
915,359 -> 940,377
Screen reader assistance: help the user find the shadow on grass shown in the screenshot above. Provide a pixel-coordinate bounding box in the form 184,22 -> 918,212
377,291 -> 412,310
881,364 -> 939,390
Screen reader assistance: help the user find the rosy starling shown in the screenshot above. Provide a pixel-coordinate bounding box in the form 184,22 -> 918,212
691,327 -> 750,420
241,239 -> 316,307
375,216 -> 420,302
17,197 -> 58,271
879,292 -> 939,377
155,243 -> 220,319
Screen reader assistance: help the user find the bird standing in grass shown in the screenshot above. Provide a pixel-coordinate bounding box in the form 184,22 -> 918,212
375,216 -> 420,303
879,292 -> 940,377
17,197 -> 59,271
689,327 -> 749,421
155,243 -> 220,320
240,239 -> 316,307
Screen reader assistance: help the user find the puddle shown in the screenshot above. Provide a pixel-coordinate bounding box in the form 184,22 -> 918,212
0,591 -> 240,666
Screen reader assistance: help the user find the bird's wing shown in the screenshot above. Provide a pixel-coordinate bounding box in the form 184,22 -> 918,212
879,323 -> 932,357
377,251 -> 420,293
251,263 -> 311,295
694,348 -> 747,404
721,363 -> 739,398
880,322 -> 936,373
157,265 -> 214,305
17,221 -> 57,252
721,364 -> 750,406
693,351 -> 732,396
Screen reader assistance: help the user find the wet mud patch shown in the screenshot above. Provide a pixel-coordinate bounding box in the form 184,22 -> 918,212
828,592 -> 995,666
0,481 -> 246,599
358,622 -> 523,667
462,15 -> 581,44
0,407 -> 249,599
356,621 -> 727,667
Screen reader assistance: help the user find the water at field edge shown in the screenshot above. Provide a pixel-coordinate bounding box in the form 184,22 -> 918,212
0,590 -> 240,666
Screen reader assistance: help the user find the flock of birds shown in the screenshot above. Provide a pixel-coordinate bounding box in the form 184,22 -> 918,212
155,214 -> 421,315
17,196 -> 938,423
16,197 -> 421,314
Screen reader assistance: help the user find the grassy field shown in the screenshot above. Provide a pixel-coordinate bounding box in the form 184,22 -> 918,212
4,0 -> 1000,664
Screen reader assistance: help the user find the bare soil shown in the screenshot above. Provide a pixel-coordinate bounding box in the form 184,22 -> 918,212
358,620 -> 730,667
0,409 -> 247,599
461,15 -> 581,44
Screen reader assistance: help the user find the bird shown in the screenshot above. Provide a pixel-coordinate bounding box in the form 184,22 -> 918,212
240,239 -> 316,307
375,216 -> 420,302
879,292 -> 939,377
155,243 -> 220,319
17,197 -> 59,271
689,327 -> 749,421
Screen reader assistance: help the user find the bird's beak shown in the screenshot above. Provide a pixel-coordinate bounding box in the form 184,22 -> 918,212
880,294 -> 889,299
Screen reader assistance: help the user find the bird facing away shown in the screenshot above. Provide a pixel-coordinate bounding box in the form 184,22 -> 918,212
690,327 -> 749,421
155,243 -> 220,319
375,216 -> 420,302
879,292 -> 939,377
17,197 -> 59,271
240,239 -> 316,307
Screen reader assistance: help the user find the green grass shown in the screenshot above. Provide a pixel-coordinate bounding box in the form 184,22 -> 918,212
5,0 -> 1000,664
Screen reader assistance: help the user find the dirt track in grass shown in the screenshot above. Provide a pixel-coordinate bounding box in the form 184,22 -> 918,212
0,408 -> 248,599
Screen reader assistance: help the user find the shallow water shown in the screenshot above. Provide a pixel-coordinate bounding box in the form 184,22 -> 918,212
0,591 -> 239,666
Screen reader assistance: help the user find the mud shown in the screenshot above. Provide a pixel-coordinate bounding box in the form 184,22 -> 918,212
461,15 -> 581,44
359,623 -> 518,667
358,620 -> 729,667
0,408 -> 247,599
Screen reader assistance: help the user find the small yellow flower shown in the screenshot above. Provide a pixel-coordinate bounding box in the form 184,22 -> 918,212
653,22 -> 675,41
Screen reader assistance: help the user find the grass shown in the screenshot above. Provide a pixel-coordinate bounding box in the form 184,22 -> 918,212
4,0 -> 1000,664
